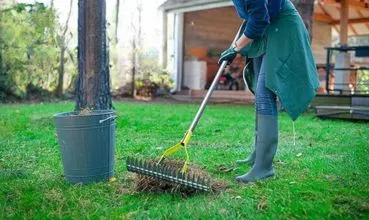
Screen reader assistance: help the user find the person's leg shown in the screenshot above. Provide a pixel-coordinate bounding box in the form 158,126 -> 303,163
236,56 -> 278,183
236,56 -> 262,166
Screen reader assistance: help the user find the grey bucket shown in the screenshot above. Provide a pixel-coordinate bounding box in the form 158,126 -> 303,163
54,110 -> 116,184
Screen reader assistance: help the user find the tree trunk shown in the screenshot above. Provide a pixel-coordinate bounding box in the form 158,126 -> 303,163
291,0 -> 315,42
56,0 -> 73,97
114,0 -> 120,44
131,40 -> 136,97
76,0 -> 112,110
56,45 -> 66,96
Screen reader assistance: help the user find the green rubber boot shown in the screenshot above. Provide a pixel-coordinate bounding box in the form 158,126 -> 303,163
236,114 -> 257,166
236,114 -> 278,183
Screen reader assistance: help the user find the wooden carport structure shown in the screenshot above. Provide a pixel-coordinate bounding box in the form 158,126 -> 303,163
312,0 -> 369,120
314,0 -> 369,44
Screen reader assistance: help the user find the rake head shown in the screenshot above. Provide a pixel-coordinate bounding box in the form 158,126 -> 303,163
126,157 -> 211,192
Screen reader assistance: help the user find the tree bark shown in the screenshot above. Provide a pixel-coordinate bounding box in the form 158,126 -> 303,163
56,0 -> 73,97
76,0 -> 112,110
291,0 -> 315,42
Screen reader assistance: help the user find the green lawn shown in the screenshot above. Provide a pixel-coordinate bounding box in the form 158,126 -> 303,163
1,101 -> 369,219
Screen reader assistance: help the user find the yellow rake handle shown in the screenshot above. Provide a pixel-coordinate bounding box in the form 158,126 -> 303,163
158,131 -> 192,173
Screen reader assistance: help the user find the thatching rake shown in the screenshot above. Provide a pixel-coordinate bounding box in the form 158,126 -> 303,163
126,21 -> 247,192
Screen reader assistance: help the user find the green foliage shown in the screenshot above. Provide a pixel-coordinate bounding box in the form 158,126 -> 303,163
358,70 -> 369,94
0,102 -> 369,218
136,56 -> 174,96
0,3 -> 59,100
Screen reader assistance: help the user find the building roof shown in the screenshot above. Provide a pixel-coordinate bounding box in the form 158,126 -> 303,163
161,0 -> 369,36
160,0 -> 229,11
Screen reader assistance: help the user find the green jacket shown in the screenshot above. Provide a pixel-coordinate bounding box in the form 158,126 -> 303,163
240,0 -> 319,121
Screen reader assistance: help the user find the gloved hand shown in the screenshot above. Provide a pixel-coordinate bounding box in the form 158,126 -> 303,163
218,47 -> 238,65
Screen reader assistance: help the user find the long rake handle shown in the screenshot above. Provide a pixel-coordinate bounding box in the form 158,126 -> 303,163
157,21 -> 247,169
188,21 -> 247,133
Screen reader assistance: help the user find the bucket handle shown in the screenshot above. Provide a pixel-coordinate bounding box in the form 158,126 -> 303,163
99,115 -> 117,124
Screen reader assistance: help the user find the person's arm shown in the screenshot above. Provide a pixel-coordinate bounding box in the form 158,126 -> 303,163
234,34 -> 253,52
219,0 -> 270,64
243,0 -> 270,40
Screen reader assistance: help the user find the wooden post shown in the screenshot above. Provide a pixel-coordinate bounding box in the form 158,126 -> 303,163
75,0 -> 112,110
174,13 -> 184,92
340,0 -> 349,46
162,11 -> 168,69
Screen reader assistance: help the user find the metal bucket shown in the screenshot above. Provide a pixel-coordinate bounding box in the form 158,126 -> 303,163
54,110 -> 116,184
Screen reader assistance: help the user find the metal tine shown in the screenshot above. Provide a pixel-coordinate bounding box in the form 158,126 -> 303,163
163,165 -> 168,176
139,158 -> 144,168
174,169 -> 179,184
152,162 -> 157,174
184,173 -> 190,186
197,176 -> 202,186
146,161 -> 151,172
163,165 -> 168,179
187,173 -> 193,186
167,166 -> 173,178
142,160 -> 146,171
191,173 -> 196,186
193,173 -> 198,184
166,166 -> 171,177
157,163 -> 162,174
178,169 -> 184,182
158,165 -> 163,177
145,160 -> 150,175
201,178 -> 207,190
155,164 -> 160,176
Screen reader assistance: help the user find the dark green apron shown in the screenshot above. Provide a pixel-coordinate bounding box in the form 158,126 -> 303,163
240,0 -> 320,121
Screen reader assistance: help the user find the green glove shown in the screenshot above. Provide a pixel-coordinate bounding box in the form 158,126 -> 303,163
218,47 -> 238,65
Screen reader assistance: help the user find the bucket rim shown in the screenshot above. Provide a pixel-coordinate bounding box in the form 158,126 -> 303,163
54,110 -> 116,119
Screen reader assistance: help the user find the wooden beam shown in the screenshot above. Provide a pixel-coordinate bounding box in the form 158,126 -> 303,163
357,10 -> 369,29
331,17 -> 369,24
340,0 -> 349,45
314,13 -> 334,22
349,24 -> 358,35
320,0 -> 368,9
318,1 -> 334,19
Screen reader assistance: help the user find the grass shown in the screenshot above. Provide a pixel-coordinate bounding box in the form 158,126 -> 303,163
0,101 -> 369,219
